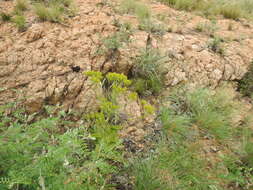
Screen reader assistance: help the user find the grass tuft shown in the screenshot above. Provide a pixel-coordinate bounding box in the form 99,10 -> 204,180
14,0 -> 29,14
12,15 -> 26,31
131,49 -> 166,96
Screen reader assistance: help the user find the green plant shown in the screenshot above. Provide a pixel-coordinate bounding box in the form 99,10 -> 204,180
131,49 -> 166,96
138,19 -> 167,35
0,12 -> 12,22
33,0 -> 75,22
33,3 -> 49,21
120,0 -> 151,20
14,0 -> 29,14
208,37 -> 225,55
164,87 -> 237,140
12,15 -> 26,31
218,3 -> 242,20
158,0 -> 253,20
195,20 -> 218,36
220,155 -> 253,189
96,29 -> 130,57
133,159 -> 167,190
0,72 -> 133,189
47,5 -> 64,22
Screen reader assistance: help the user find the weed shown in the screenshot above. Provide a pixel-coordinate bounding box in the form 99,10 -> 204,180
218,3 -> 242,20
0,12 -> 12,22
133,159 -> 167,190
164,87 -> 237,140
120,0 -> 151,20
131,49 -> 166,96
33,3 -> 49,21
12,15 -> 26,31
14,0 -> 29,14
47,5 -> 64,22
97,29 -> 130,57
208,37 -> 225,55
139,19 -> 167,35
33,0 -> 75,22
195,20 -> 218,36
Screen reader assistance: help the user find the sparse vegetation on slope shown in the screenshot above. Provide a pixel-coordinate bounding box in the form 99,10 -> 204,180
158,0 -> 253,20
131,86 -> 253,190
1,0 -> 253,189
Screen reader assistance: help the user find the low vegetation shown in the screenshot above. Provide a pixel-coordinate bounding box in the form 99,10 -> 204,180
0,75 -> 252,189
158,0 -> 253,20
11,15 -> 26,31
131,86 -> 253,190
0,0 -> 76,30
208,36 -> 225,56
195,20 -> 218,37
131,49 -> 167,96
120,0 -> 167,35
1,0 -> 253,189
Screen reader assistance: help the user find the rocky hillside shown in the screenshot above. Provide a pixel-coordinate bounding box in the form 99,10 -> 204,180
0,0 -> 253,189
1,0 -> 253,111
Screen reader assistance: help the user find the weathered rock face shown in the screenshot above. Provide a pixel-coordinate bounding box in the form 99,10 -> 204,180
1,0 -> 253,113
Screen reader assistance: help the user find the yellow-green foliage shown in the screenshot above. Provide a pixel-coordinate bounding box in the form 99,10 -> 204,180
106,72 -> 132,87
141,100 -> 155,116
84,71 -> 103,84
